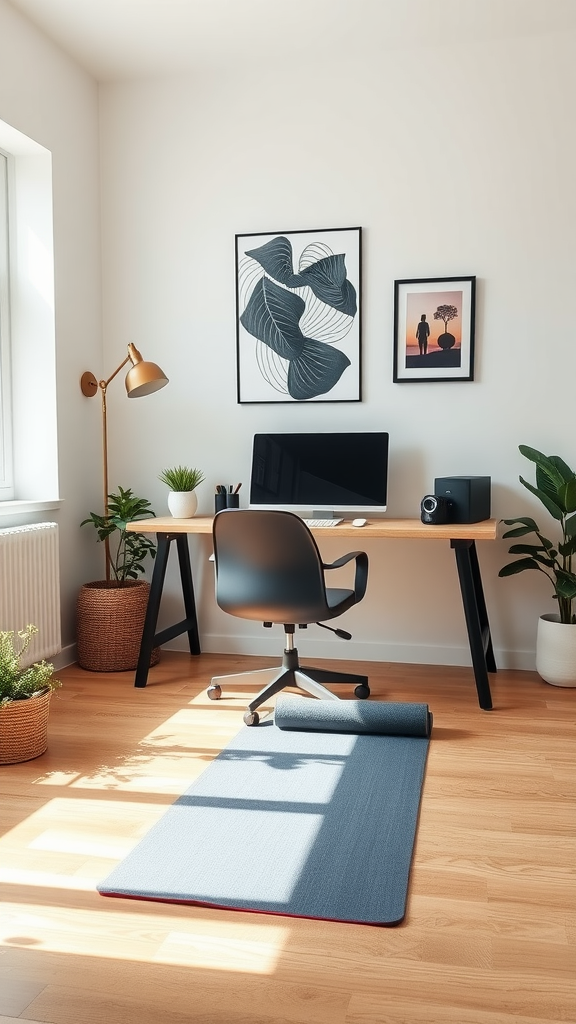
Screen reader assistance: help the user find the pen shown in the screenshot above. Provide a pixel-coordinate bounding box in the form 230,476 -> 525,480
233,483 -> 242,494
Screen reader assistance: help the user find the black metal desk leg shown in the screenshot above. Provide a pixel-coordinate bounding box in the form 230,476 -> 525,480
176,533 -> 200,655
134,533 -> 172,688
467,540 -> 497,673
451,539 -> 495,711
134,532 -> 202,688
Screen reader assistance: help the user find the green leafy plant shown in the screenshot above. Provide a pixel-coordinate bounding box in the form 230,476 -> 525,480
158,466 -> 205,491
499,445 -> 576,624
81,486 -> 157,583
0,624 -> 61,706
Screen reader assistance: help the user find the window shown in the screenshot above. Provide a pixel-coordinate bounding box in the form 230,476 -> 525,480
0,119 -> 59,517
0,149 -> 12,499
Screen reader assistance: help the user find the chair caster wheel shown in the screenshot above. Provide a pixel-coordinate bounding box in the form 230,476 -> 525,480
354,684 -> 370,699
243,710 -> 260,726
207,685 -> 222,700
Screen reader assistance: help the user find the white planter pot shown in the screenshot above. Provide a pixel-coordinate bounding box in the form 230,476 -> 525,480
167,490 -> 198,518
536,613 -> 576,687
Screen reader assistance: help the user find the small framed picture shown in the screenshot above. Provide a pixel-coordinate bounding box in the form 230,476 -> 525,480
393,276 -> 476,383
235,226 -> 361,403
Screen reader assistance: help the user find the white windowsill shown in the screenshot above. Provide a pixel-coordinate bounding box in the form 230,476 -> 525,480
0,498 -> 63,522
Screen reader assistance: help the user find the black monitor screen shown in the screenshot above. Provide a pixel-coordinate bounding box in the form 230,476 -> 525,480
249,432 -> 389,512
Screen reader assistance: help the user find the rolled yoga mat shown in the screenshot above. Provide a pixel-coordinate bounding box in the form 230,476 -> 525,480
274,695 -> 432,737
98,699 -> 431,925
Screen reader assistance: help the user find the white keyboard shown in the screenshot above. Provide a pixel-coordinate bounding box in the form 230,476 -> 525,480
303,518 -> 343,528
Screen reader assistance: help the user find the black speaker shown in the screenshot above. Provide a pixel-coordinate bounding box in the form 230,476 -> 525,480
433,476 -> 491,524
420,494 -> 453,525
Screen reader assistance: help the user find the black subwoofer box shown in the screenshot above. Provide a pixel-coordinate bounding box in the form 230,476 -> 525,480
433,476 -> 491,524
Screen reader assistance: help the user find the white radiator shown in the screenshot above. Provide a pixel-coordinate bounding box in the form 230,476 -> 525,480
0,522 -> 61,666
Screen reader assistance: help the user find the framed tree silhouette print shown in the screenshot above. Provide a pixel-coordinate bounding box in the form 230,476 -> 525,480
393,276 -> 476,383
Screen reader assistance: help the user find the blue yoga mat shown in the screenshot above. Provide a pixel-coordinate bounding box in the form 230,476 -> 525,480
274,694 -> 432,736
98,697 -> 431,925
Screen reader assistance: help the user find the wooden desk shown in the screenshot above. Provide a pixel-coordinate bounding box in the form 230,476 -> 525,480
127,516 -> 499,710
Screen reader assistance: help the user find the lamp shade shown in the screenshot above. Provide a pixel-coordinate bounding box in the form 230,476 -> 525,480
125,343 -> 169,398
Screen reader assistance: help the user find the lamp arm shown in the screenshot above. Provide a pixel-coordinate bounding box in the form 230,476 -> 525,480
101,354 -> 131,391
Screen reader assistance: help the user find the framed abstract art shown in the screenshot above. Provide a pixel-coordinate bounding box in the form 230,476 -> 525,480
236,226 -> 361,403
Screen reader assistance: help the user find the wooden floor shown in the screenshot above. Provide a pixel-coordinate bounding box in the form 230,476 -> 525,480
1,651 -> 575,1024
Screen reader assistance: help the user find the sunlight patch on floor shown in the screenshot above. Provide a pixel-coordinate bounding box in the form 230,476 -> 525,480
155,924 -> 288,972
55,707 -> 247,790
70,772 -> 193,793
0,797 -> 169,885
0,868 -> 98,891
29,830 -> 134,860
144,704 -> 245,734
35,771 -> 82,786
0,903 -> 287,973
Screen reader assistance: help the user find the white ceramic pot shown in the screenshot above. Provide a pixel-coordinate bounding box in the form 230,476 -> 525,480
535,613 -> 576,687
167,490 -> 198,518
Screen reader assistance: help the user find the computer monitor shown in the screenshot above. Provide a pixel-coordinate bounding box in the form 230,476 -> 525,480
249,432 -> 389,515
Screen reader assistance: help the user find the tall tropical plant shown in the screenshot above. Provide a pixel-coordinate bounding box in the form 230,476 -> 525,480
81,486 -> 156,583
499,446 -> 576,624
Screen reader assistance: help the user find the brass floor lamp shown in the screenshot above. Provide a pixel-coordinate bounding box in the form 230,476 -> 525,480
80,343 -> 169,580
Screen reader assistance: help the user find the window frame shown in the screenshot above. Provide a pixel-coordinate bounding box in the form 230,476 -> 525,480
0,148 -> 13,499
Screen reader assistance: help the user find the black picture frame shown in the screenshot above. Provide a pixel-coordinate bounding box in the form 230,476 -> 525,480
235,226 -> 361,403
393,276 -> 476,383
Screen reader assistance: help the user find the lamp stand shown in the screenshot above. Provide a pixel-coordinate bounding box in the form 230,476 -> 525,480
81,356 -> 131,581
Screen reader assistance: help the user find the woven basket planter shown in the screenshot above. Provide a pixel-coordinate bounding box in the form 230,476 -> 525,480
0,688 -> 52,764
76,580 -> 160,672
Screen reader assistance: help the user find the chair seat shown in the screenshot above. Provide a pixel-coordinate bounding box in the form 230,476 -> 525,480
326,588 -> 355,612
232,588 -> 356,625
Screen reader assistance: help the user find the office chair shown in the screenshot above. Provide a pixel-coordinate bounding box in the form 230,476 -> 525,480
208,509 -> 370,725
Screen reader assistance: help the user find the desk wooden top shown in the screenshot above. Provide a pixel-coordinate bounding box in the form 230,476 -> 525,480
127,515 -> 499,541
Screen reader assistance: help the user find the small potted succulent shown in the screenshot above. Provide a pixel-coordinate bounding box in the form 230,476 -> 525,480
158,465 -> 205,518
0,624 -> 61,763
499,445 -> 576,686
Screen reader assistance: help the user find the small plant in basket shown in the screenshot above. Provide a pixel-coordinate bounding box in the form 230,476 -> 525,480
0,624 -> 61,705
0,625 -> 61,764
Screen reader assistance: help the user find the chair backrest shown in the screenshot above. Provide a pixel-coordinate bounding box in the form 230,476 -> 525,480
212,509 -> 331,624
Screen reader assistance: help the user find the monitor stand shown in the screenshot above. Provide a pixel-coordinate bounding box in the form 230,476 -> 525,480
312,510 -> 337,519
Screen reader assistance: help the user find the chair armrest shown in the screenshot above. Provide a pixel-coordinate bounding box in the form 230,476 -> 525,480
323,550 -> 368,603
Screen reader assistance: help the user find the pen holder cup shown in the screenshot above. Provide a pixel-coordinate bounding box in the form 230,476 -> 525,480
215,493 -> 240,513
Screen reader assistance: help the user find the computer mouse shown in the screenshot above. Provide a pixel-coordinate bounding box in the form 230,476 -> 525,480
352,518 -> 367,527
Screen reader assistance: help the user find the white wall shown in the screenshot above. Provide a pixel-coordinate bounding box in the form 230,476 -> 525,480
97,19 -> 576,672
0,0 -> 103,656
3,1 -> 574,671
